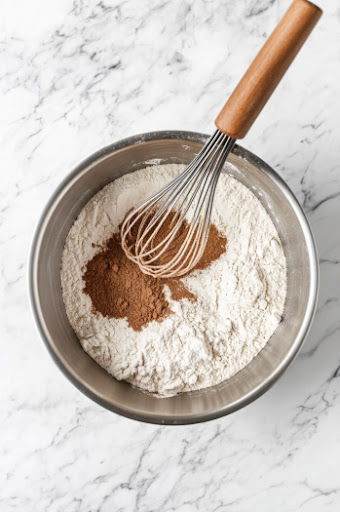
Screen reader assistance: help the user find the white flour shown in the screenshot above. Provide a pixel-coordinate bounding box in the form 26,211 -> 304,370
61,164 -> 287,394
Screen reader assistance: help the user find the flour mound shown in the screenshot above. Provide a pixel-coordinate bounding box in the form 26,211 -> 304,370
61,164 -> 287,394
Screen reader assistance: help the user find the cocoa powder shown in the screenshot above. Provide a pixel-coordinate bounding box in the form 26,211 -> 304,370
83,217 -> 226,331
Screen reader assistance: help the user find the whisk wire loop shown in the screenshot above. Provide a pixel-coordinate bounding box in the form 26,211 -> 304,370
121,130 -> 235,278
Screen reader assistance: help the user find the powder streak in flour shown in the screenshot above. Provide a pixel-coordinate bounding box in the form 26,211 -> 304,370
61,164 -> 287,395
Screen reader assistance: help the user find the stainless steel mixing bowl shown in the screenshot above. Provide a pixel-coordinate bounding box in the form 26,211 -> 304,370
29,131 -> 318,424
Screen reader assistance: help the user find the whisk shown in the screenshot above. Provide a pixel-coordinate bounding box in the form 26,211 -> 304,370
121,0 -> 321,278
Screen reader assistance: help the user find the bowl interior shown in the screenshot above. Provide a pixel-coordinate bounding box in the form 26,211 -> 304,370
30,132 -> 317,424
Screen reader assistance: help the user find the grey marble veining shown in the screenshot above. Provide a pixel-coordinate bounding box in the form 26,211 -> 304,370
1,0 -> 340,510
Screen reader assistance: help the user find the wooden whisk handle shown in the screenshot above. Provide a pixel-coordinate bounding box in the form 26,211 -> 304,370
215,0 -> 322,139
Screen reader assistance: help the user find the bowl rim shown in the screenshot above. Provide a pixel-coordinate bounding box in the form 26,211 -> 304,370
29,130 -> 319,425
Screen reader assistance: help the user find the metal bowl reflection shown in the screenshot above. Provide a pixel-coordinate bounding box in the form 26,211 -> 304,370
29,131 -> 318,424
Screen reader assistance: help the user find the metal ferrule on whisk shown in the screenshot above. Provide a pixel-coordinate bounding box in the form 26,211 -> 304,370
121,0 -> 322,278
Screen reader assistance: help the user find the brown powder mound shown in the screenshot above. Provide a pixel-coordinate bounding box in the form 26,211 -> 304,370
83,219 -> 226,331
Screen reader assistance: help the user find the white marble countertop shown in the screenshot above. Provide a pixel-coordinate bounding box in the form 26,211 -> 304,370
1,0 -> 339,510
